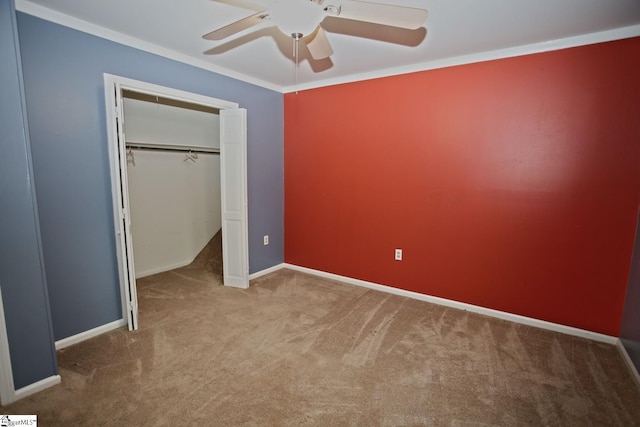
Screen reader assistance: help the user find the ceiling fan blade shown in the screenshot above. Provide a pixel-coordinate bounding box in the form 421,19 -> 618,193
335,0 -> 428,30
202,10 -> 269,40
304,26 -> 334,60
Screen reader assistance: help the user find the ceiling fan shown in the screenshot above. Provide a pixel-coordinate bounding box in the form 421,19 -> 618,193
202,0 -> 429,62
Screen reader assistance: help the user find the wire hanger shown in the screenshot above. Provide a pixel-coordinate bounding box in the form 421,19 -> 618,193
126,148 -> 136,166
184,150 -> 199,162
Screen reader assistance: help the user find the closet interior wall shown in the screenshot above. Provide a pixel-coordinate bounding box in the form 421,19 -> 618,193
122,91 -> 222,278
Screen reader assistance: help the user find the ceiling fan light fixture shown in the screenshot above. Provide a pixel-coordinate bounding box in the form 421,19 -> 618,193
270,0 -> 325,37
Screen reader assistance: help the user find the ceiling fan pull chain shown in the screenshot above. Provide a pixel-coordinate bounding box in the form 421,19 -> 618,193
292,33 -> 303,93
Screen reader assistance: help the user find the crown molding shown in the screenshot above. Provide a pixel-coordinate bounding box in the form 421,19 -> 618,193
15,0 -> 286,92
284,23 -> 640,93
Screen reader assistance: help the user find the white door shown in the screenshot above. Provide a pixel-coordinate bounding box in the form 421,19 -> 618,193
220,108 -> 249,288
111,82 -> 139,330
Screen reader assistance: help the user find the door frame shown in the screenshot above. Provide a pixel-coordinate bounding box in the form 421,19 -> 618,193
103,74 -> 249,330
0,287 -> 15,405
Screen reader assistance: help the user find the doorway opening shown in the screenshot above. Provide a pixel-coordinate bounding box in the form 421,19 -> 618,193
122,90 -> 222,281
104,74 -> 249,331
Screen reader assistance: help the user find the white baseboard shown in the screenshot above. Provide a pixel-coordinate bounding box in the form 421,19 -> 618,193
616,339 -> 640,390
14,375 -> 61,401
135,260 -> 193,279
55,318 -> 127,350
249,263 -> 286,280
282,263 -> 618,345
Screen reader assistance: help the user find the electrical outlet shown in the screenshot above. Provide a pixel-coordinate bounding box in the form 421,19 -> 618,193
263,235 -> 269,245
395,249 -> 402,261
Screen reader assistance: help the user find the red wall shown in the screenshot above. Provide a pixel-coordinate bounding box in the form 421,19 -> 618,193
284,37 -> 640,336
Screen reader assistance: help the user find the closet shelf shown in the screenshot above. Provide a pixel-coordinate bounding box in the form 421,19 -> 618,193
125,141 -> 220,154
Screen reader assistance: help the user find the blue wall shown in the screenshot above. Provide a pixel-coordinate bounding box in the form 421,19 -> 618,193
621,213 -> 640,373
0,0 -> 58,389
16,13 -> 284,341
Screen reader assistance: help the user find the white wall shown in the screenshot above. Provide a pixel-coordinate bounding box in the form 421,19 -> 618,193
124,96 -> 220,149
124,97 -> 221,278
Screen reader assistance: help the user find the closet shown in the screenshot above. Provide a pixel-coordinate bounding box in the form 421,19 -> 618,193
122,90 -> 222,279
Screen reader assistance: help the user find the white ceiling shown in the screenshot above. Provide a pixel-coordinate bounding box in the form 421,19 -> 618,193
16,0 -> 640,92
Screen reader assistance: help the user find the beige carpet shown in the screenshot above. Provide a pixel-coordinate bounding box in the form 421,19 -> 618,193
3,237 -> 640,425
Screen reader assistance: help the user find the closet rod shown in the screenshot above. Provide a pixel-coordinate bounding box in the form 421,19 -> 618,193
125,141 -> 220,155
